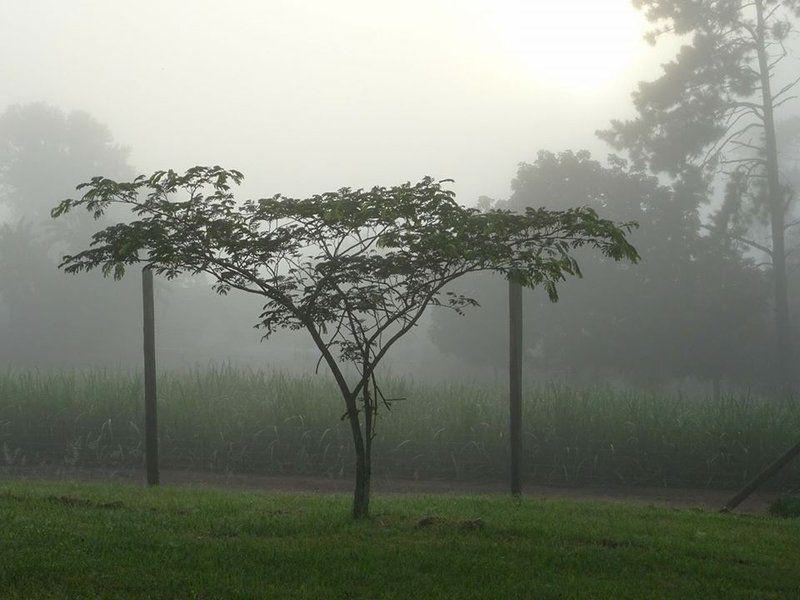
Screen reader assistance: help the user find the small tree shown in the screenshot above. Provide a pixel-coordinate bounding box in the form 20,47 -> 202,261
53,166 -> 638,517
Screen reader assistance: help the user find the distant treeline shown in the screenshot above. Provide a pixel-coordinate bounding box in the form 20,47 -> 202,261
0,103 -> 313,369
432,150 -> 799,389
1,103 -> 798,387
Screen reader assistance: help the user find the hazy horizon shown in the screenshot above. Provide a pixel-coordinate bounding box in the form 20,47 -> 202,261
0,0 -> 675,203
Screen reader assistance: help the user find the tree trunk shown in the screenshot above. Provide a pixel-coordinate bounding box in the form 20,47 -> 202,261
756,0 -> 792,390
352,440 -> 371,519
353,356 -> 373,519
302,323 -> 373,518
346,398 -> 370,519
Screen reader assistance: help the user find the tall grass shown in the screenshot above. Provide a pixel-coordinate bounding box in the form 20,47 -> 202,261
1,366 -> 799,489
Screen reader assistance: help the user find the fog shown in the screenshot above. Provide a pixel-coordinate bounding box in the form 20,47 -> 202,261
1,0 -> 798,390
1,0 -> 670,201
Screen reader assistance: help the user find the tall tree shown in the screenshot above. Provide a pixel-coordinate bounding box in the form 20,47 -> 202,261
53,166 -> 638,517
0,103 -> 133,221
599,0 -> 800,386
0,103 -> 283,367
0,104 -> 142,365
431,151 -> 768,386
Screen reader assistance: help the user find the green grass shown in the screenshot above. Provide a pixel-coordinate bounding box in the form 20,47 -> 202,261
2,366 -> 800,489
769,496 -> 800,518
1,481 -> 798,598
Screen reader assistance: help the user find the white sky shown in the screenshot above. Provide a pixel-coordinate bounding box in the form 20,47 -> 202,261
0,0 -> 675,203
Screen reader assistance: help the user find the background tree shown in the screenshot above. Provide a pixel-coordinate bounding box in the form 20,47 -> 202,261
431,151 -> 768,387
599,0 -> 800,387
0,103 -> 296,367
53,166 -> 638,517
0,103 -> 142,365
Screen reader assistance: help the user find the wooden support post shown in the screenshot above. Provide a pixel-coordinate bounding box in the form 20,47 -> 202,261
509,279 -> 523,496
142,266 -> 160,486
721,439 -> 800,512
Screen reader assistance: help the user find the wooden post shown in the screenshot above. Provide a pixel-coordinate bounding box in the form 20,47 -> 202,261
142,266 -> 160,486
509,279 -> 523,496
721,439 -> 800,512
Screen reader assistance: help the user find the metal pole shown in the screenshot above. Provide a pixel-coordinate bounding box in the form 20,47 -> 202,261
142,266 -> 160,486
509,279 -> 523,496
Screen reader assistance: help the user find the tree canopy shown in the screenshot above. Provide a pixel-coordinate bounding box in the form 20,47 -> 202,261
599,0 -> 800,386
431,151 -> 768,384
0,104 -> 141,365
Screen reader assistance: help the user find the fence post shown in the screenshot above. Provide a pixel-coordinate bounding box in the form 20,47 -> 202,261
509,279 -> 523,496
142,266 -> 160,486
721,438 -> 800,512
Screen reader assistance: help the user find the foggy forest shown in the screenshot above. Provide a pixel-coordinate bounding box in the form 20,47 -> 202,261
3,1 -> 800,598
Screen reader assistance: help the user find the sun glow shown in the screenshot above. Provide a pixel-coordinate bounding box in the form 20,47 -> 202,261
491,0 -> 649,90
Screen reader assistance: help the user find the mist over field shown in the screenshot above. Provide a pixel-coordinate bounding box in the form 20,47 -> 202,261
0,0 -> 685,379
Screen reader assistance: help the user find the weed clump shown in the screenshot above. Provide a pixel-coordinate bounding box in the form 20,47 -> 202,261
769,496 -> 800,518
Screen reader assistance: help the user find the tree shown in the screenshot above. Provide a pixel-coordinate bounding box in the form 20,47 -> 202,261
0,103 -> 284,368
0,103 -> 133,221
53,166 -> 638,517
599,0 -> 800,387
0,104 -> 143,365
431,151 -> 768,386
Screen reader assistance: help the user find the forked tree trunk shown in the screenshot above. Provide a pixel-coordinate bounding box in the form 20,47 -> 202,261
305,326 -> 373,519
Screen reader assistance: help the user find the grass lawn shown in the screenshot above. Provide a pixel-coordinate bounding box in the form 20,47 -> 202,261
1,481 -> 798,599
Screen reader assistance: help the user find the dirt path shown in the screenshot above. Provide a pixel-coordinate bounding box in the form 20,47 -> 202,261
1,466 -> 783,514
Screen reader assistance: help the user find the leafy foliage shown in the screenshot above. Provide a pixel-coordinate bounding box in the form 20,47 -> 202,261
54,167 -> 638,383
604,0 -> 800,178
600,0 -> 800,385
0,104 -> 143,366
431,151 -> 768,383
0,103 -> 132,221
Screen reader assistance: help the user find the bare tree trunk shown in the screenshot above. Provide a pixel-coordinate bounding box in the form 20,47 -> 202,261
346,396 -> 370,519
351,356 -> 373,519
352,439 -> 370,519
756,0 -> 792,390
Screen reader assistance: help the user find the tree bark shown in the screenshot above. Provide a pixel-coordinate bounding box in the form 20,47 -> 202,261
756,0 -> 792,390
346,395 -> 370,519
352,441 -> 371,519
353,356 -> 374,519
301,321 -> 371,518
